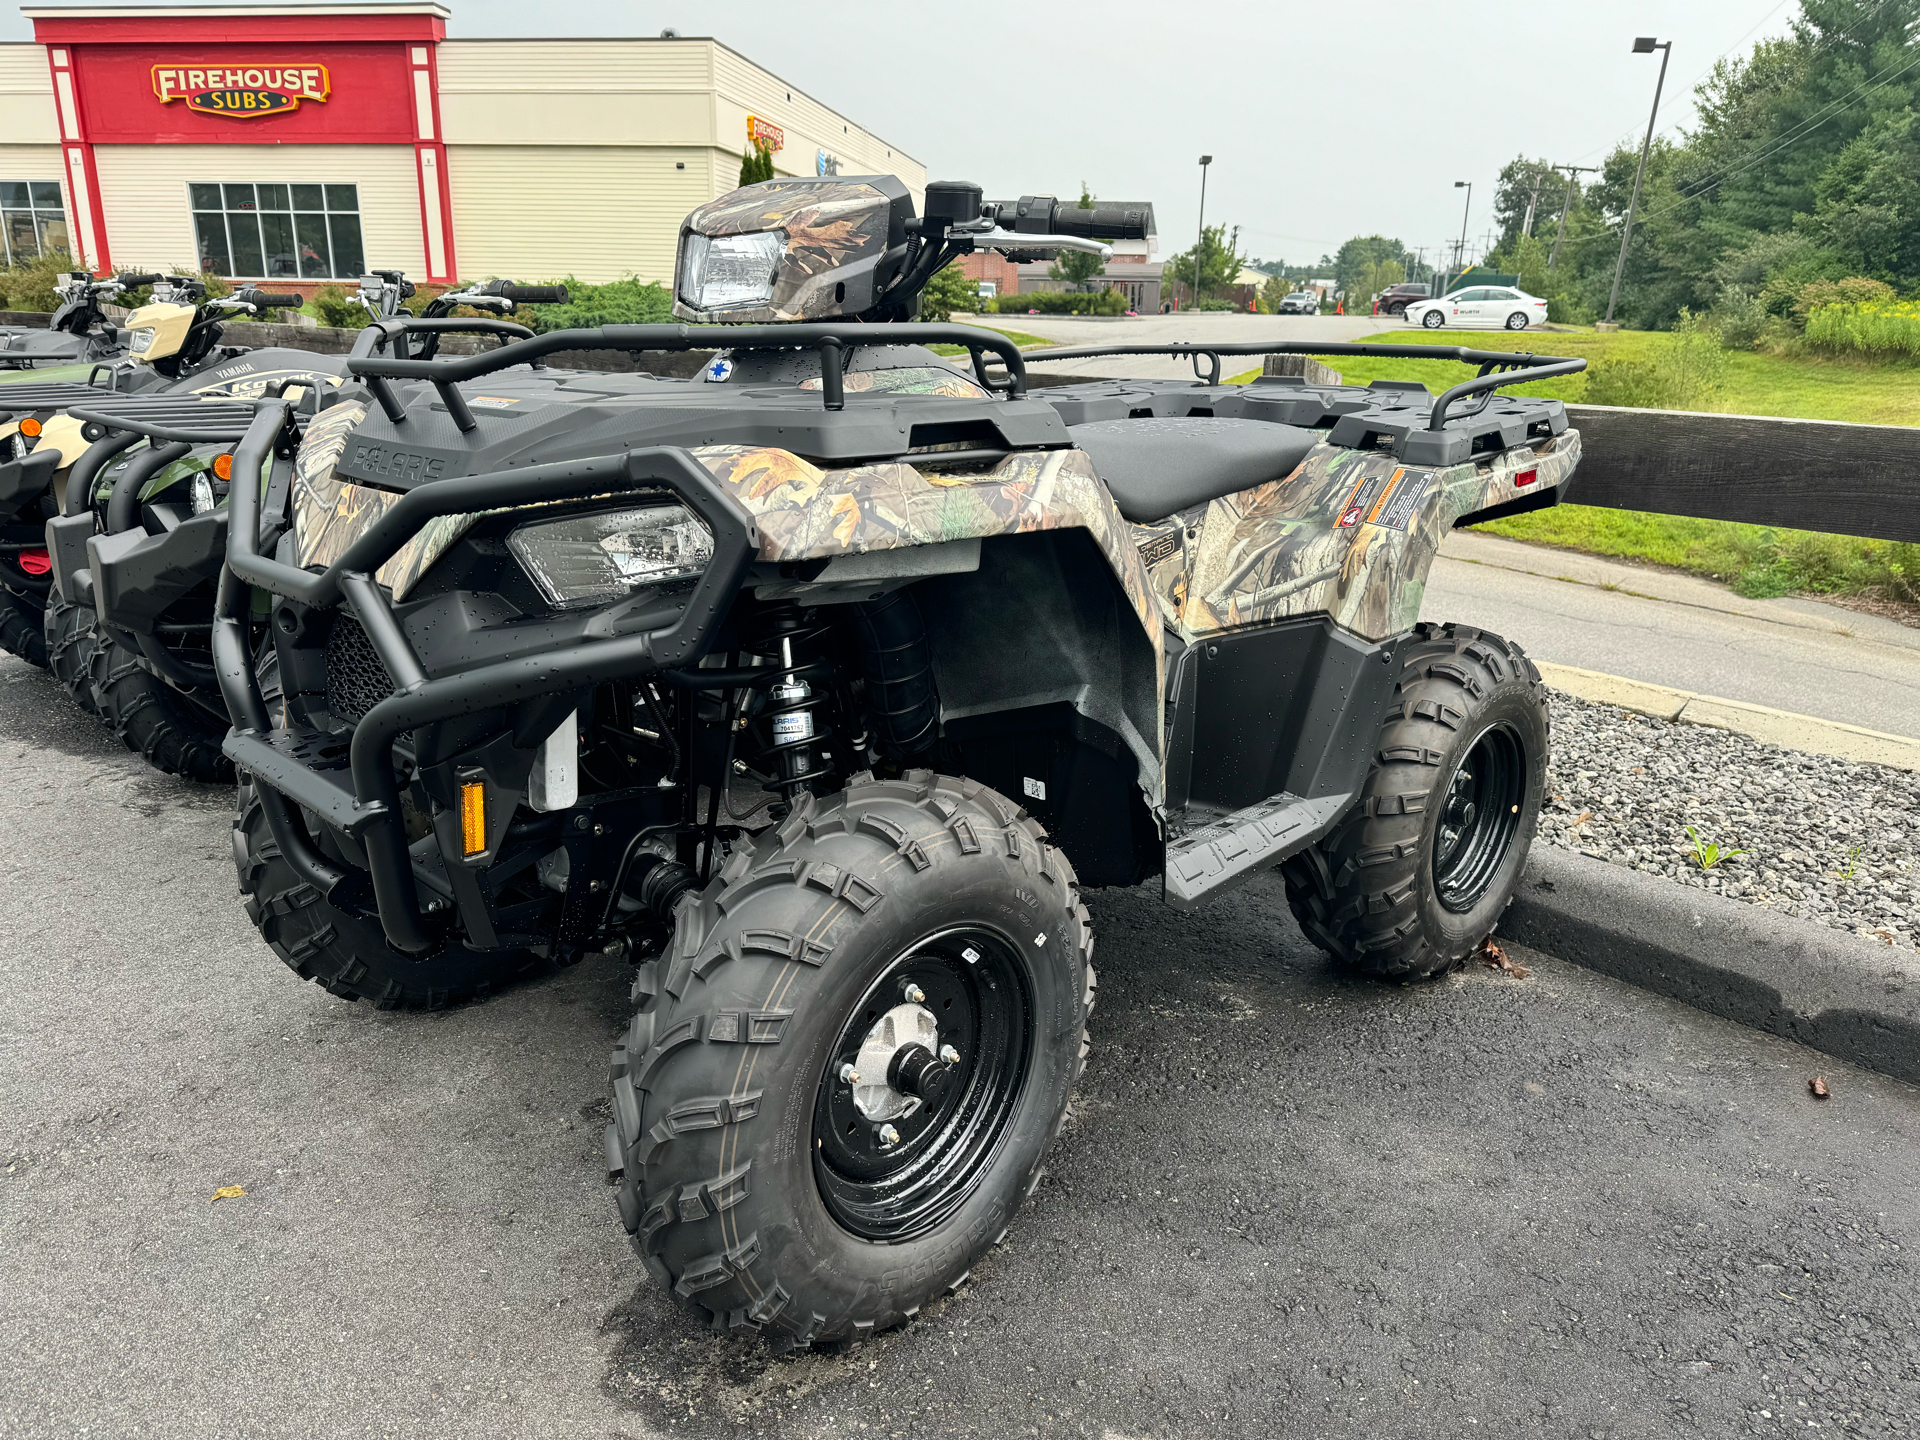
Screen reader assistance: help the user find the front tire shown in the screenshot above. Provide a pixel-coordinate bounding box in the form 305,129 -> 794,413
608,770 -> 1095,1351
0,584 -> 47,669
1422,309 -> 1445,329
232,774 -> 556,1008
43,593 -> 101,713
92,630 -> 233,783
1281,623 -> 1547,981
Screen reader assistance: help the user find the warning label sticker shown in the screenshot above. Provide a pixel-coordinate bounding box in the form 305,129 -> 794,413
1368,469 -> 1432,531
1335,468 -> 1392,527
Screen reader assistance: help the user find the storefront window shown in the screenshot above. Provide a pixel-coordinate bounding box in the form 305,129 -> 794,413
1,181 -> 70,266
189,182 -> 365,280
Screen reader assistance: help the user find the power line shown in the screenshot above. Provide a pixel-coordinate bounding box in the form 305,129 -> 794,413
1549,47 -> 1918,252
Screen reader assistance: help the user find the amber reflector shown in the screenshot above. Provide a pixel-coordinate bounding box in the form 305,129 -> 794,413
460,781 -> 486,856
18,417 -> 41,437
213,452 -> 233,481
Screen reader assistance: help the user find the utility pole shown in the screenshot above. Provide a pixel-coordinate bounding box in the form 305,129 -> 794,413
1444,180 -> 1471,296
1606,37 -> 1672,325
1192,154 -> 1212,311
1548,163 -> 1599,270
1521,169 -> 1545,237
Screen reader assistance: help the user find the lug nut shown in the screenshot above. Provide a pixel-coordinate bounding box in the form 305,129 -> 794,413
940,1044 -> 960,1064
902,982 -> 926,1004
877,1124 -> 900,1148
839,1063 -> 861,1086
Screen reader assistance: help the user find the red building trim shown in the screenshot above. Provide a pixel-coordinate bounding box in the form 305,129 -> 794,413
28,6 -> 455,284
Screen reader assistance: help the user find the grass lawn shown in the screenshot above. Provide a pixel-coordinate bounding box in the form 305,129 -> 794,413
0,362 -> 89,384
1228,326 -> 1919,606
928,324 -> 1056,357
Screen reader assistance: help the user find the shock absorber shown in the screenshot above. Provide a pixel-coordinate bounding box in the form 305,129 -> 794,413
744,605 -> 836,803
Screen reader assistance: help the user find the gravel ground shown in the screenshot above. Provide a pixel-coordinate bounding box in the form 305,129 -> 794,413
1539,691 -> 1920,950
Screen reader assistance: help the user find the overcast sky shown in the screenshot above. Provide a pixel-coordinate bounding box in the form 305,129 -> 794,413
5,0 -> 1803,268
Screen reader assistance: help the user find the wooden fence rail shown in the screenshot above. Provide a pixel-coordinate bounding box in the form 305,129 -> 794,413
6,313 -> 1915,542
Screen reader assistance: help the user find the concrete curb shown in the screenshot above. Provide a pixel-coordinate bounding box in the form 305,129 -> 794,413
1537,660 -> 1919,771
1499,845 -> 1919,1083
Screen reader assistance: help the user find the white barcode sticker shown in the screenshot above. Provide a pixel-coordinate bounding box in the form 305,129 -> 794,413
1022,776 -> 1046,800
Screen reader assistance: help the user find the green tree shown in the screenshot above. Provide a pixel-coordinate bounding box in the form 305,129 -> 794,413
737,141 -> 775,187
919,260 -> 978,322
1493,158 -> 1562,247
1258,273 -> 1290,313
1162,222 -> 1246,305
1331,235 -> 1407,302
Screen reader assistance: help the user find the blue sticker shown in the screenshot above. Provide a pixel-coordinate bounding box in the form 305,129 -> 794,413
704,356 -> 735,383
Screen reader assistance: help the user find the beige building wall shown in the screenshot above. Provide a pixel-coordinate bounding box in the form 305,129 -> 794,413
437,37 -> 925,285
0,43 -> 58,146
90,144 -> 424,276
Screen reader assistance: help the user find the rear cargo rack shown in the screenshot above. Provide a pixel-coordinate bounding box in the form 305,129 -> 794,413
68,395 -> 270,444
1021,339 -> 1584,431
343,321 -> 1033,427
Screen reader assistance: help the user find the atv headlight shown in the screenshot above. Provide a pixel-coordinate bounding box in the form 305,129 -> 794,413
679,230 -> 785,310
508,504 -> 713,609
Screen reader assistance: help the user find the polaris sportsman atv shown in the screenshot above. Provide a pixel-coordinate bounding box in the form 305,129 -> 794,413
196,174 -> 1582,1350
27,276 -> 565,778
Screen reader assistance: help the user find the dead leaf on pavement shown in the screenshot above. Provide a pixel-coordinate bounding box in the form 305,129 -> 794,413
1476,937 -> 1532,979
1567,810 -> 1593,828
1809,1077 -> 1830,1099
211,1185 -> 246,1202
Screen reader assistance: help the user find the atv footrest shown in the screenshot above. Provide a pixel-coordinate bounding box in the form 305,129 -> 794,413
225,726 -> 387,836
1162,790 -> 1353,911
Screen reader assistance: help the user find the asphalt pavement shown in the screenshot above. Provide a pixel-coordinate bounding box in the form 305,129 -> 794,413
3,649 -> 1916,1439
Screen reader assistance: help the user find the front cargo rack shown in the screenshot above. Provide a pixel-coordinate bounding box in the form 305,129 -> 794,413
343,321 -> 1033,427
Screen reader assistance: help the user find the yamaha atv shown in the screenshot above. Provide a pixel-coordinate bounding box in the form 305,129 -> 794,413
28,276 -> 565,778
192,175 -> 1582,1350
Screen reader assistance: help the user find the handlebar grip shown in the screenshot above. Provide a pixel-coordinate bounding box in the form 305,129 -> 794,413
116,272 -> 164,287
250,293 -> 305,310
500,284 -> 569,304
1049,204 -> 1154,242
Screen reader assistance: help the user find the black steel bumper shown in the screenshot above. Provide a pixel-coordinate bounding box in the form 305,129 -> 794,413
214,399 -> 758,954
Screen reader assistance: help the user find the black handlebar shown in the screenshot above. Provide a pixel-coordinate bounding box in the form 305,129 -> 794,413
500,284 -> 569,304
245,292 -> 305,310
116,272 -> 164,287
986,197 -> 1153,242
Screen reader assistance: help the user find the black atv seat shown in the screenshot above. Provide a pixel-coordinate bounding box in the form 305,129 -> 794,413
1066,417 -> 1321,523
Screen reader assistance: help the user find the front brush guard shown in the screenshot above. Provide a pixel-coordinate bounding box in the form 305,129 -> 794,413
213,398 -> 759,955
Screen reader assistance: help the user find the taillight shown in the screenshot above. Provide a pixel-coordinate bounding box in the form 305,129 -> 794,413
1515,469 -> 1539,487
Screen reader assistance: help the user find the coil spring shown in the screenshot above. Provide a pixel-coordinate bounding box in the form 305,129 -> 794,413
742,606 -> 836,801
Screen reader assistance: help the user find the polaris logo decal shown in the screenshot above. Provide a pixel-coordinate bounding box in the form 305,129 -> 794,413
151,64 -> 331,118
346,442 -> 447,483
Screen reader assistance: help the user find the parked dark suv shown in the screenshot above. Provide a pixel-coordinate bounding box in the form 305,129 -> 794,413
1375,282 -> 1431,316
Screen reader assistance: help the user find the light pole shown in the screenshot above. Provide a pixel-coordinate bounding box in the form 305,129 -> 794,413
1548,163 -> 1598,270
1605,36 -> 1672,324
1192,154 -> 1212,311
1445,180 -> 1471,294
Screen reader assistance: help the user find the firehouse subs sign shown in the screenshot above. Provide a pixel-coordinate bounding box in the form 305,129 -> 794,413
151,63 -> 332,117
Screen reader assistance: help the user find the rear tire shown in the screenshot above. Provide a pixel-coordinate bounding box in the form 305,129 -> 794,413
0,585 -> 47,669
43,593 -> 100,712
608,770 -> 1095,1351
1505,311 -> 1530,331
231,774 -> 556,1009
92,630 -> 233,783
1281,622 -> 1547,982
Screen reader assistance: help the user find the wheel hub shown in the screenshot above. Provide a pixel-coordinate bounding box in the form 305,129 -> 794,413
1432,724 -> 1528,913
849,1002 -> 947,1122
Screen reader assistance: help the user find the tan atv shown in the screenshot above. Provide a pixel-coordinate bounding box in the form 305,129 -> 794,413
179,174 -> 1582,1350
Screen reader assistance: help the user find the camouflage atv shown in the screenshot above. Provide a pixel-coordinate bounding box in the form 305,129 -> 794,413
191,175 -> 1583,1350
23,276 -> 563,780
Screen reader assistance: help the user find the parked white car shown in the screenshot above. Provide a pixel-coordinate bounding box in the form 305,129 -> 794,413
1406,286 -> 1548,331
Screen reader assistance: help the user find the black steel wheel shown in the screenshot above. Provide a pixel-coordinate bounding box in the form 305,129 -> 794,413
608,771 -> 1094,1352
1281,622 -> 1547,981
812,925 -> 1032,1242
1432,723 -> 1528,912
